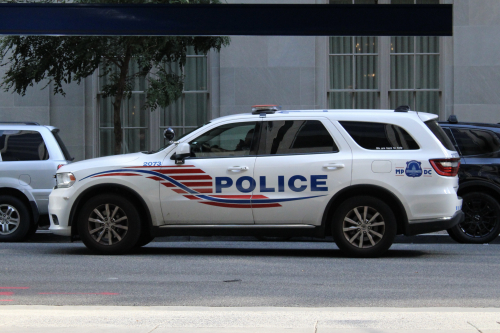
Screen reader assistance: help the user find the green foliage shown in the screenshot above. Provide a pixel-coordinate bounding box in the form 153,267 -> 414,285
0,0 -> 229,154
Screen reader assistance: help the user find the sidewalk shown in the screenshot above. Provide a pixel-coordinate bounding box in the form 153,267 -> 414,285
1,306 -> 499,333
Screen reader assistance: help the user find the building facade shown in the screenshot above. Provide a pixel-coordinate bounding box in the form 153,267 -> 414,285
0,0 -> 495,161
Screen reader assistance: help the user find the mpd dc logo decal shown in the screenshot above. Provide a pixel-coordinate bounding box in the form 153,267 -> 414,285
405,160 -> 422,178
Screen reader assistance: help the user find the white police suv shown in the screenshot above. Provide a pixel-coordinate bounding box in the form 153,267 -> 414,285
49,105 -> 463,257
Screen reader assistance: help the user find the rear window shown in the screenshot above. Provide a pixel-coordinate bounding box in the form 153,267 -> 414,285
0,130 -> 49,161
339,121 -> 419,150
425,119 -> 456,151
52,129 -> 73,161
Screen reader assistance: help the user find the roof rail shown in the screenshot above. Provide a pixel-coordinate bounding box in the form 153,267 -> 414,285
251,104 -> 281,115
394,105 -> 410,113
0,121 -> 40,125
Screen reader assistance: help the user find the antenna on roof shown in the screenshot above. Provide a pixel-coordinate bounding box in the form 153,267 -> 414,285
448,115 -> 458,124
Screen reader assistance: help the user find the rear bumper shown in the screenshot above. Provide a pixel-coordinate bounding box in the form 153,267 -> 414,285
405,210 -> 464,236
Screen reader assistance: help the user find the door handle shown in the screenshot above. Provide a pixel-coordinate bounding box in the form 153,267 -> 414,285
323,163 -> 345,170
228,166 -> 249,172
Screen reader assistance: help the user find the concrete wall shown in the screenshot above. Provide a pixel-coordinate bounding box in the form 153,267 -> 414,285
453,0 -> 500,123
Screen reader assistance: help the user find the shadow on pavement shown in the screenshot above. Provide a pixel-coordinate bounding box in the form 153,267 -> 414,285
47,244 -> 429,259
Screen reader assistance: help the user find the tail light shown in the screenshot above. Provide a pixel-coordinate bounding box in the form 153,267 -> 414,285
429,158 -> 460,177
57,164 -> 65,170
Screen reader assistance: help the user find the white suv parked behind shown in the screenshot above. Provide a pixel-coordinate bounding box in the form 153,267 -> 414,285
49,106 -> 463,257
0,122 -> 72,241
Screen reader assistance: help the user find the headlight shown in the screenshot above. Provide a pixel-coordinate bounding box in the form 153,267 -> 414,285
56,172 -> 76,188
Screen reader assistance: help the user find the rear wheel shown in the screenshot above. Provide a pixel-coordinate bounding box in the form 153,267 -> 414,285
0,195 -> 31,242
332,196 -> 396,258
447,192 -> 500,244
78,194 -> 141,254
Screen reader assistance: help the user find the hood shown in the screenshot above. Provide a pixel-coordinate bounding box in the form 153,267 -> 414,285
58,152 -> 142,173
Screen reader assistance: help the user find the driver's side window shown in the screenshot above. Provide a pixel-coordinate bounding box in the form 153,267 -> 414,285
189,122 -> 258,158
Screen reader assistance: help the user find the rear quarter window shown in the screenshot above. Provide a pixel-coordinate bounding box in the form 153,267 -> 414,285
339,121 -> 419,150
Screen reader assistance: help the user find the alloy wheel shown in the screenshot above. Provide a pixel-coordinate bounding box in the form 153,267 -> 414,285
87,203 -> 129,246
342,205 -> 385,248
0,204 -> 20,235
460,196 -> 498,238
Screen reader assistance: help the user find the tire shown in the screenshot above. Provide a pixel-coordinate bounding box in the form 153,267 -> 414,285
331,196 -> 397,258
0,195 -> 31,242
78,194 -> 141,254
134,232 -> 154,248
447,192 -> 500,244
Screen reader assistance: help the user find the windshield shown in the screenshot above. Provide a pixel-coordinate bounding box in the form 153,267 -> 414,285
425,119 -> 456,151
143,123 -> 210,154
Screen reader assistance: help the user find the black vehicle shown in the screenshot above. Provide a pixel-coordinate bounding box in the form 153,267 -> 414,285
440,116 -> 500,243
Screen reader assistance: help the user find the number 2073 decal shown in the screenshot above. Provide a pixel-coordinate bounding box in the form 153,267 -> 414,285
143,162 -> 162,166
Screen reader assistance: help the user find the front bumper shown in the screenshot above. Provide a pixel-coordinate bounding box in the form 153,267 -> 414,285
405,210 -> 464,236
48,188 -> 73,237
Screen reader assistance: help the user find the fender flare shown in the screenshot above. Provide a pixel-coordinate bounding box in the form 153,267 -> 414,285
320,184 -> 409,236
68,183 -> 153,236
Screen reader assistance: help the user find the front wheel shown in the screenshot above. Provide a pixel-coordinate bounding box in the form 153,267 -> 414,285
332,196 -> 396,258
78,194 -> 141,254
447,192 -> 500,244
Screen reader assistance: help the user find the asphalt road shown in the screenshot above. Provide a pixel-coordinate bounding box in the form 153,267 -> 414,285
1,239 -> 500,307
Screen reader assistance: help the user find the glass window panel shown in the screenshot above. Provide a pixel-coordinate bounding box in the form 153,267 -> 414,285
391,36 -> 414,53
128,61 -> 147,91
330,56 -> 353,89
329,37 -> 352,54
185,93 -> 208,127
123,94 -> 147,128
416,91 -> 439,114
160,97 -> 183,127
99,97 -> 114,128
328,92 -> 352,109
184,57 -> 207,91
259,120 -> 338,155
416,55 -> 439,89
355,36 -> 377,53
451,129 -> 500,156
354,0 -> 377,3
354,92 -> 379,109
123,129 -> 149,154
99,129 -> 115,157
0,130 -> 49,161
389,91 -> 415,110
355,55 -> 377,89
391,55 -> 414,89
416,36 -> 439,53
189,122 -> 257,158
339,121 -> 419,150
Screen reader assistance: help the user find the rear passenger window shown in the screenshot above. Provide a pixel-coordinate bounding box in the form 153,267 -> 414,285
259,120 -> 338,155
0,130 -> 49,161
340,121 -> 419,150
451,128 -> 500,156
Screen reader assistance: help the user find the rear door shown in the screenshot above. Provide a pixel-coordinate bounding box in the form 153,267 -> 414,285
252,117 -> 352,225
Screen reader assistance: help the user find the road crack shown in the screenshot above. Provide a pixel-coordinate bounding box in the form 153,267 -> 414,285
147,324 -> 160,333
467,321 -> 482,333
314,320 -> 318,333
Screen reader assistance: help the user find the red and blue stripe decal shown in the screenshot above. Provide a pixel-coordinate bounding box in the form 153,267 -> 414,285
81,166 -> 325,209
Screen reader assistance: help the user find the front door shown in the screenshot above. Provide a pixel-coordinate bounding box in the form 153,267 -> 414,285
160,119 -> 260,224
252,117 -> 352,225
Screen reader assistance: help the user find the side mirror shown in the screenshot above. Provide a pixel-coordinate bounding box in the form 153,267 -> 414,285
163,128 -> 175,142
171,142 -> 190,165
